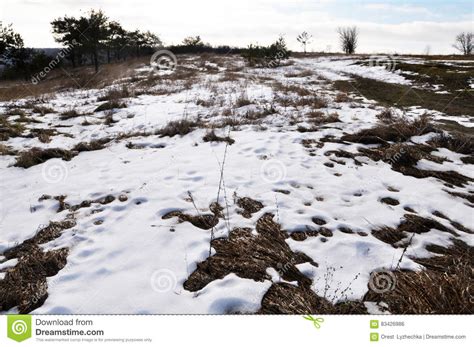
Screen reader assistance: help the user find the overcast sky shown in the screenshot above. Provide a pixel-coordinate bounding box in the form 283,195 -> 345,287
1,0 -> 473,54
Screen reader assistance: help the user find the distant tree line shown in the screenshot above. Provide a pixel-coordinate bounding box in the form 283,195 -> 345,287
0,9 -> 161,80
51,9 -> 161,72
0,22 -> 52,80
1,9 -> 473,81
167,35 -> 243,54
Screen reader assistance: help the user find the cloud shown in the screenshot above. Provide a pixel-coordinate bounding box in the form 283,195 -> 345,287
1,0 -> 471,54
363,3 -> 432,15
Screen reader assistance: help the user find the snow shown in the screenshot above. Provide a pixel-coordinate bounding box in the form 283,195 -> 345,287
0,55 -> 472,314
293,56 -> 412,85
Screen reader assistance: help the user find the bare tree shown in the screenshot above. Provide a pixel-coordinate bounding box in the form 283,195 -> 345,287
296,31 -> 312,54
453,32 -> 473,55
337,26 -> 358,54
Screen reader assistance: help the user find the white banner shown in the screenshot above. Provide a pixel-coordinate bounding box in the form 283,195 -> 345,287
1,315 -> 472,346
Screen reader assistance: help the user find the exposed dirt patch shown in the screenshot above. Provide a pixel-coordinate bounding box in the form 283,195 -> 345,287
162,208 -> 219,230
324,150 -> 362,166
69,195 -> 116,212
312,217 -> 327,225
72,138 -> 110,152
359,143 -> 471,187
445,190 -> 474,205
372,213 -> 461,247
380,197 -> 400,206
203,130 -> 235,145
372,226 -> 407,247
236,197 -> 264,218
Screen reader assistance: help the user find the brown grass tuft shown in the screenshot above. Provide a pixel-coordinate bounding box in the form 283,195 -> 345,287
364,240 -> 473,314
202,130 -> 235,145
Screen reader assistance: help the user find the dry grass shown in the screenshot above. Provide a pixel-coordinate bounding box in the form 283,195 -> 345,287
0,220 -> 75,313
335,92 -> 351,103
0,144 -> 17,156
428,132 -> 474,156
60,109 -> 83,120
360,143 -> 472,187
31,105 -> 55,116
307,111 -> 340,125
371,213 -> 460,248
0,117 -> 25,140
15,138 -> 110,168
376,108 -> 395,121
342,114 -> 436,144
235,92 -> 252,108
183,213 -> 314,291
97,85 -> 132,102
334,69 -> 474,117
94,100 -> 127,112
72,138 -> 110,152
202,130 -> 235,145
236,197 -> 264,218
273,82 -> 312,97
158,118 -> 202,137
364,240 -> 473,314
0,57 -> 150,102
14,148 -> 75,168
294,95 -> 328,109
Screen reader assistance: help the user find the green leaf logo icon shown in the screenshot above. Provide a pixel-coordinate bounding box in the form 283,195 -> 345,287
7,315 -> 32,342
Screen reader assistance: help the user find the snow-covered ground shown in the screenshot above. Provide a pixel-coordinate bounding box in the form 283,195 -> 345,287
0,55 -> 472,314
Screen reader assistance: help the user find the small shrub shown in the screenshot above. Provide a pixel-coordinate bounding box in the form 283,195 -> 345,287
5,108 -> 27,117
308,112 -> 340,125
428,132 -> 473,155
235,92 -> 252,108
158,118 -> 200,137
97,85 -> 131,102
295,96 -> 328,109
32,106 -> 55,116
241,36 -> 291,67
0,117 -> 25,140
72,138 -> 110,152
60,109 -> 82,120
376,108 -> 395,121
335,92 -> 351,103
